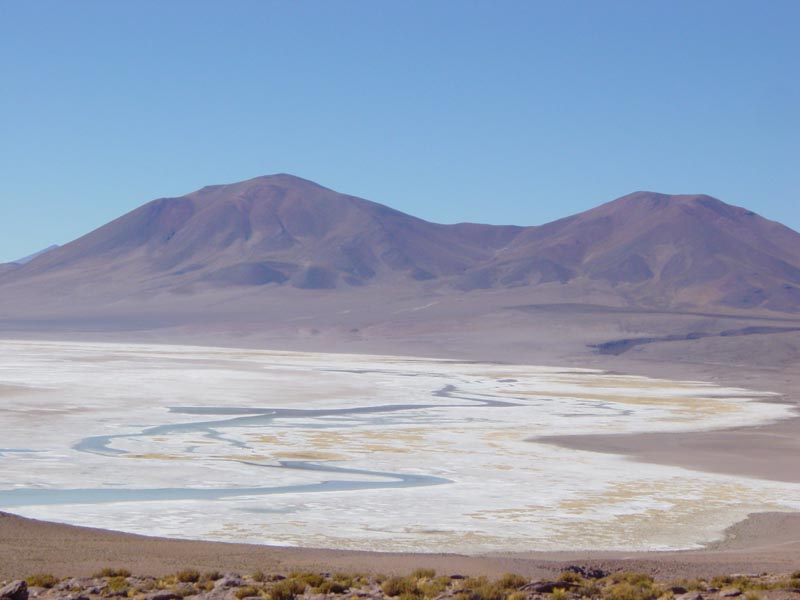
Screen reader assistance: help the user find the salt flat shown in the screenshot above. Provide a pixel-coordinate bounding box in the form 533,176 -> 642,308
0,339 -> 798,553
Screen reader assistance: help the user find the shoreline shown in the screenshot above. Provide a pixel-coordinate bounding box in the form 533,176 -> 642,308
535,411 -> 800,485
2,510 -> 800,581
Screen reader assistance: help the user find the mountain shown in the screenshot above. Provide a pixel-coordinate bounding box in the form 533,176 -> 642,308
0,174 -> 798,315
9,244 -> 59,265
0,175 -> 519,294
453,192 -> 800,312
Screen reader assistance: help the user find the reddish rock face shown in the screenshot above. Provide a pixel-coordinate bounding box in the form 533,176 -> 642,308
1,174 -> 798,313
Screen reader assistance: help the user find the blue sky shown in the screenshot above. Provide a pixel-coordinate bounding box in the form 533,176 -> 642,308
1,0 -> 798,262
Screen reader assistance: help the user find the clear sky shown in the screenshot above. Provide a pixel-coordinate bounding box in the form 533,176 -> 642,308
1,0 -> 798,262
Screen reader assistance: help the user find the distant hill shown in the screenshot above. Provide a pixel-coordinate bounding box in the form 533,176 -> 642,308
0,174 -> 797,315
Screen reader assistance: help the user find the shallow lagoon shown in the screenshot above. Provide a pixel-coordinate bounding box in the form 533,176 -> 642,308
0,340 -> 798,552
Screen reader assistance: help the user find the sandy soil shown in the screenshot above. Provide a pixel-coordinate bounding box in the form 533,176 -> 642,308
2,510 -> 800,581
537,414 -> 800,484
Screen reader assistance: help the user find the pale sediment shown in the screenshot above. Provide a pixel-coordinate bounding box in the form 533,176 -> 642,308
1,339 -> 800,563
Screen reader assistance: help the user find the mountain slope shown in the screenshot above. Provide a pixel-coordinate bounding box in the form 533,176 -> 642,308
10,244 -> 59,265
0,175 -> 798,314
455,192 -> 800,311
1,175 -> 520,294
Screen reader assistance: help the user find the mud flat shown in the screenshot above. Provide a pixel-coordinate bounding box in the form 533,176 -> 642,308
538,416 -> 800,484
1,340 -> 799,555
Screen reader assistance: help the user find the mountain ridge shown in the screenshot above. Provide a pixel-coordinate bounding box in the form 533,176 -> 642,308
1,174 -> 798,314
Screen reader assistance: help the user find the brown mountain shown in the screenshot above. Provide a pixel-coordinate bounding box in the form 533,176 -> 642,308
0,175 -> 519,294
0,174 -> 798,315
454,191 -> 800,312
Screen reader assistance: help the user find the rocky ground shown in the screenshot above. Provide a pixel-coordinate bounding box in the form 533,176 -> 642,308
3,567 -> 800,600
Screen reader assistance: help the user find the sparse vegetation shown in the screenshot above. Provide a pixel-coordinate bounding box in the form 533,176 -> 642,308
499,573 -> 527,589
269,578 -> 306,600
93,568 -> 132,578
25,574 -> 59,589
317,581 -> 349,594
13,566 -> 800,600
107,576 -> 129,593
381,576 -> 418,598
411,569 -> 437,580
234,586 -> 262,599
550,588 -> 568,600
175,569 -> 201,583
289,571 -> 324,588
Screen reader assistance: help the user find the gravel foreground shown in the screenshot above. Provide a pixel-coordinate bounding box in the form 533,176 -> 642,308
4,565 -> 800,600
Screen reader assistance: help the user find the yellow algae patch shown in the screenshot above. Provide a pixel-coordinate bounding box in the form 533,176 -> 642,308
274,450 -> 347,460
7,407 -> 90,416
296,429 -> 430,455
545,490 -> 790,550
358,428 -> 429,442
551,376 -> 711,390
125,453 -> 186,460
357,444 -> 412,454
555,479 -> 754,516
467,505 -> 547,522
483,430 -> 526,442
219,454 -> 271,461
251,434 -> 285,444
505,388 -> 743,416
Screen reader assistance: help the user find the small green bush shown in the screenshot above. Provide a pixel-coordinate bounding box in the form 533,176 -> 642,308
251,571 -> 266,583
235,586 -> 261,599
682,579 -> 708,592
331,573 -> 355,587
578,580 -> 602,597
602,580 -> 662,600
270,579 -> 307,600
317,581 -> 349,594
551,588 -> 569,600
412,569 -> 437,580
382,577 -> 418,598
711,576 -> 734,588
25,574 -> 59,589
558,571 -> 583,584
107,577 -> 129,593
608,572 -> 654,586
459,577 -> 505,600
499,573 -> 527,590
175,569 -> 200,583
418,578 -> 448,598
289,572 -> 324,588
94,568 -> 132,578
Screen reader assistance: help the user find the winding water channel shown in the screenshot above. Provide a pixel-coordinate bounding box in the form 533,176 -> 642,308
2,340 -> 799,552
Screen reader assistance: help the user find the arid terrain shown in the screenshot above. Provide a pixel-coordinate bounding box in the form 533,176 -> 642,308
0,176 -> 798,582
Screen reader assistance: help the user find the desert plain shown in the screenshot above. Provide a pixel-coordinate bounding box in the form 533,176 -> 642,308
1,298 -> 799,580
